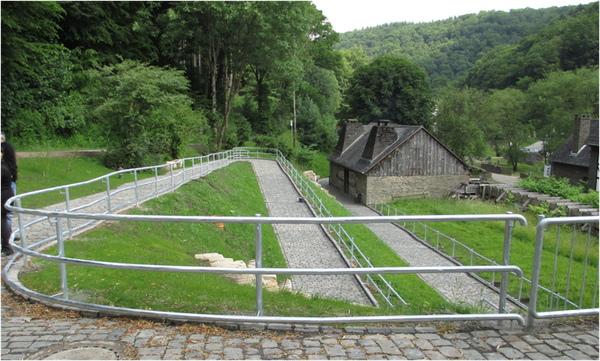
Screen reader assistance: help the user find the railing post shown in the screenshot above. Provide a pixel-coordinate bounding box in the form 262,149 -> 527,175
55,211 -> 69,300
64,187 -> 73,239
192,158 -> 195,178
182,158 -> 187,183
499,211 -> 514,325
16,198 -> 27,267
154,167 -> 159,197
134,170 -> 139,206
105,176 -> 111,214
527,215 -> 546,328
255,214 -> 263,316
170,163 -> 174,191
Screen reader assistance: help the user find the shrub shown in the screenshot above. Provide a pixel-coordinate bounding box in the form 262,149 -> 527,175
517,176 -> 599,208
83,60 -> 205,168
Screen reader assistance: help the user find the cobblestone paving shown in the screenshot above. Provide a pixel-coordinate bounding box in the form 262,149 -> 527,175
2,279 -> 598,361
318,179 -> 519,312
250,160 -> 370,305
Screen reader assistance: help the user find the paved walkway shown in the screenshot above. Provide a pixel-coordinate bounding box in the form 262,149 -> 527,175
490,173 -> 520,186
318,179 -> 518,312
251,160 -> 370,305
2,279 -> 598,360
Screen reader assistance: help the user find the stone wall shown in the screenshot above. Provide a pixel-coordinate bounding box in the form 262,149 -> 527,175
329,162 -> 345,193
329,162 -> 367,200
481,163 -> 513,175
367,174 -> 469,202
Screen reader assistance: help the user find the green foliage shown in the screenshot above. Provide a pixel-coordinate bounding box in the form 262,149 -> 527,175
295,144 -> 317,166
432,87 -> 488,161
524,68 -> 599,153
56,1 -> 161,65
346,56 -> 434,125
336,5 -> 579,91
463,3 -> 599,90
0,1 -> 85,143
83,60 -> 204,168
528,202 -> 568,218
516,176 -> 599,208
254,132 -> 295,160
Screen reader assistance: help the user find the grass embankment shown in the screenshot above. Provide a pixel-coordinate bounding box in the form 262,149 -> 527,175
21,161 -> 474,317
19,162 -> 402,317
389,198 -> 599,311
17,157 -> 165,209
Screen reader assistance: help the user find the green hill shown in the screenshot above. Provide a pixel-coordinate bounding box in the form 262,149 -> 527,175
335,3 -> 596,90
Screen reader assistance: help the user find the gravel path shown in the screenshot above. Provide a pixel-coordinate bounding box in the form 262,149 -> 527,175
318,178 -> 518,312
250,160 -> 371,305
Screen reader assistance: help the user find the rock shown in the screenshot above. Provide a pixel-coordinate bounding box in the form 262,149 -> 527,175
195,253 -> 225,262
194,253 -> 283,290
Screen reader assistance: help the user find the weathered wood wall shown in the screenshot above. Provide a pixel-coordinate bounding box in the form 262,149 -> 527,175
367,129 -> 468,177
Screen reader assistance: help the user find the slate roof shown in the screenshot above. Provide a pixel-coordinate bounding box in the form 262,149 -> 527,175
327,123 -> 466,174
550,120 -> 599,167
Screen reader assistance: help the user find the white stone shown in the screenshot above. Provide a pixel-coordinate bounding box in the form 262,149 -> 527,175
195,253 -> 225,262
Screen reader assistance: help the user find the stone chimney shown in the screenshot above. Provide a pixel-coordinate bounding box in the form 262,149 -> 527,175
335,119 -> 364,153
572,114 -> 591,154
362,121 -> 398,160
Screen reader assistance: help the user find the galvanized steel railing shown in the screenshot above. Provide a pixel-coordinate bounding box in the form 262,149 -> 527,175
4,147 -> 530,326
367,195 -> 600,326
528,215 -> 600,326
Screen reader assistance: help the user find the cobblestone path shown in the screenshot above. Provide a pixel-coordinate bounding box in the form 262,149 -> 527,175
319,179 -> 519,312
250,160 -> 371,305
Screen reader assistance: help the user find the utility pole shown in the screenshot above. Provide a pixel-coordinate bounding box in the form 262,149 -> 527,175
293,87 -> 297,148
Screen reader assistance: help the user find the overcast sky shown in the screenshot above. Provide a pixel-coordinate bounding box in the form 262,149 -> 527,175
311,0 -> 596,33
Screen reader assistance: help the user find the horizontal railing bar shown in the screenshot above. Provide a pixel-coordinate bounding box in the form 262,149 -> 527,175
10,245 -> 524,277
6,207 -> 529,226
532,308 -> 600,319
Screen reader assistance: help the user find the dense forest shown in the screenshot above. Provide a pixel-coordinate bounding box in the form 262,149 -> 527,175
336,3 -> 598,90
1,1 -> 598,170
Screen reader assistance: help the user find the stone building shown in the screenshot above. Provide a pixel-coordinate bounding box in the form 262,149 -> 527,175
549,115 -> 599,191
327,120 -> 470,203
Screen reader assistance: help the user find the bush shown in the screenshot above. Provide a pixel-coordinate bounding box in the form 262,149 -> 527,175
254,133 -> 294,159
516,176 -> 599,208
83,60 -> 204,168
296,144 -> 317,166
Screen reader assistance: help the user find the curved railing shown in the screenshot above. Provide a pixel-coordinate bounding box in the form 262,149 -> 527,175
3,148 -> 528,326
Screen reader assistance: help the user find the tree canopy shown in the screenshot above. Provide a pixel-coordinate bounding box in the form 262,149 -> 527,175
345,56 -> 433,125
335,4 -> 582,91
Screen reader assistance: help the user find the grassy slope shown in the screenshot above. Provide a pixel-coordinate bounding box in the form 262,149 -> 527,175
17,157 -> 164,209
389,198 -> 599,310
20,162 -> 402,317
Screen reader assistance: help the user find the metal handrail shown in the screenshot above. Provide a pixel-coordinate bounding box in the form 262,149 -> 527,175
4,147 -> 528,326
366,194 -> 599,327
527,215 -> 600,327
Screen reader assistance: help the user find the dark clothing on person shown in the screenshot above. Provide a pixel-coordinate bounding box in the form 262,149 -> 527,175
2,162 -> 15,255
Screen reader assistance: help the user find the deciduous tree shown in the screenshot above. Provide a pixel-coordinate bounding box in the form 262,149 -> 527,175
346,56 -> 434,125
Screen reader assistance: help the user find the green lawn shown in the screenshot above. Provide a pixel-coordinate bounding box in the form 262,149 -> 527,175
17,156 -> 165,209
388,198 -> 599,312
20,161 -> 475,318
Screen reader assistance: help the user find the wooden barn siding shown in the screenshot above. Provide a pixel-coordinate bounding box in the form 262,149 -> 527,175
368,130 -> 465,177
